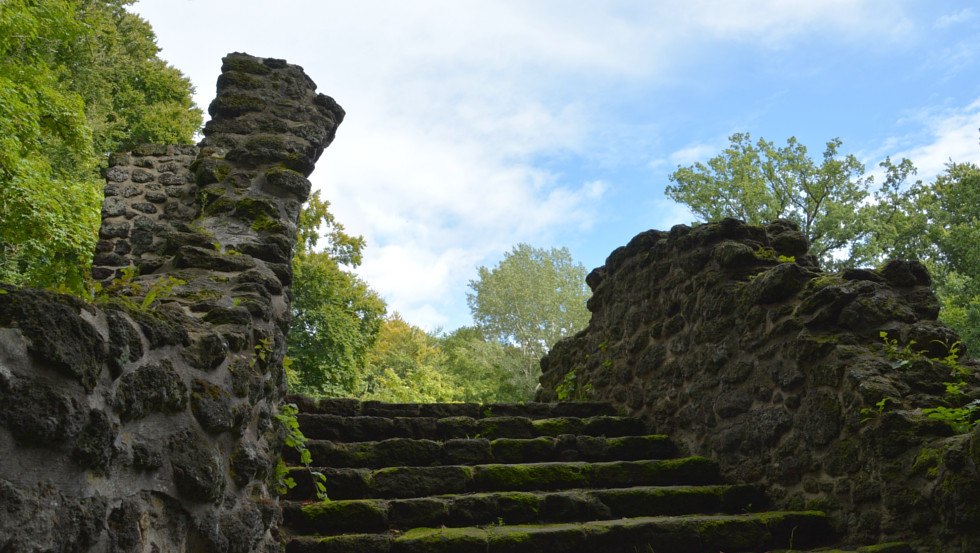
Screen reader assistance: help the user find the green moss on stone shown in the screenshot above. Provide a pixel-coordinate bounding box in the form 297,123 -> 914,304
912,447 -> 942,479
397,526 -> 488,544
300,499 -> 387,532
474,463 -> 590,491
250,213 -> 288,234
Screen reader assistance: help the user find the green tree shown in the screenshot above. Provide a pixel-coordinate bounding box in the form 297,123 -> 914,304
439,326 -> 526,402
666,133 -> 877,269
467,244 -> 591,397
869,162 -> 980,355
0,0 -> 201,292
359,314 -> 460,403
286,191 -> 387,397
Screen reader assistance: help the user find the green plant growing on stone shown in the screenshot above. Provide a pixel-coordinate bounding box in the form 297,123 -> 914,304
861,396 -> 897,423
93,266 -> 185,311
274,403 -> 327,500
555,370 -> 593,401
139,275 -> 185,310
879,331 -> 979,433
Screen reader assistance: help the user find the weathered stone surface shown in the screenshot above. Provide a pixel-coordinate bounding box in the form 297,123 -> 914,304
191,378 -> 240,433
0,377 -> 83,445
168,429 -> 225,503
0,287 -> 107,391
71,410 -> 117,473
114,360 -> 188,421
537,218 -> 980,552
1,52 -> 340,553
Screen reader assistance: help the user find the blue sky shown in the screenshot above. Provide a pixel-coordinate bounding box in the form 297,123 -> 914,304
133,0 -> 980,331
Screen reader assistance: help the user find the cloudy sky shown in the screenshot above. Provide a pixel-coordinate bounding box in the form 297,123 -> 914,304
133,0 -> 980,331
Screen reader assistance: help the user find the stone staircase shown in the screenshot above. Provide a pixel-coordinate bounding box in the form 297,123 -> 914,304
280,397 -> 911,553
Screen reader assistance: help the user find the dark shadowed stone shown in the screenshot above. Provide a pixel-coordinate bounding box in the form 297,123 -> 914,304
71,410 -> 116,474
131,168 -> 154,183
0,288 -> 107,390
191,378 -> 238,434
221,53 -> 273,75
202,305 -> 252,326
0,378 -> 83,445
169,429 -> 225,503
713,389 -> 754,419
102,196 -> 126,217
93,252 -> 128,267
105,309 -> 144,377
100,221 -> 131,238
232,240 -> 290,264
131,441 -> 164,471
183,331 -> 227,370
799,390 -> 842,446
769,229 -> 809,257
105,166 -> 130,183
743,262 -> 811,304
114,360 -> 188,421
230,443 -> 265,487
903,321 -> 961,358
126,306 -> 190,348
209,92 -> 268,117
878,259 -> 931,288
711,240 -> 757,268
107,499 -> 142,553
175,245 -> 257,272
263,167 -> 311,199
131,202 -> 158,214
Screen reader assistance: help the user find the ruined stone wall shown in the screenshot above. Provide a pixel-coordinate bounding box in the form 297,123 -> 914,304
538,218 -> 980,551
0,53 -> 343,553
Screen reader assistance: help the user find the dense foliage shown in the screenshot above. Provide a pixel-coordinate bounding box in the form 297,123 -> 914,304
666,133 -> 885,270
866,162 -> 980,355
286,192 -> 387,396
0,0 -> 201,292
467,243 -> 591,395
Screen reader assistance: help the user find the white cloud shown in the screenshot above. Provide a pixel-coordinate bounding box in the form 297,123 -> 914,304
669,142 -> 721,166
935,8 -> 975,28
888,99 -> 980,181
132,0 -> 922,330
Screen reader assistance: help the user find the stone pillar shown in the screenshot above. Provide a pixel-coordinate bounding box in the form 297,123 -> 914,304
0,53 -> 343,552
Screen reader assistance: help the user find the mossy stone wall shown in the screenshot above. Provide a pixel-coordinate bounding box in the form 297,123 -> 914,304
538,218 -> 980,551
0,53 -> 344,553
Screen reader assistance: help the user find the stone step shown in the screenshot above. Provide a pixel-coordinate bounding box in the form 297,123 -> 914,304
283,484 -> 767,535
296,413 -> 648,442
285,456 -> 723,501
289,434 -> 677,468
770,544 -> 914,553
284,511 -> 833,553
286,395 -> 619,419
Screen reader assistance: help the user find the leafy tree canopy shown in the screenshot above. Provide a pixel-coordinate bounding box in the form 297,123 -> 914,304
665,133 -> 907,269
0,0 -> 201,292
868,161 -> 980,355
467,243 -> 591,395
359,314 -> 460,403
287,191 -> 387,397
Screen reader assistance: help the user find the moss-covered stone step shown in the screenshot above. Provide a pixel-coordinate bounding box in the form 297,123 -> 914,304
283,484 -> 767,535
285,510 -> 833,553
285,456 -> 723,500
770,544 -> 913,553
286,396 -> 620,419
293,434 -> 677,468
296,413 -> 648,442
